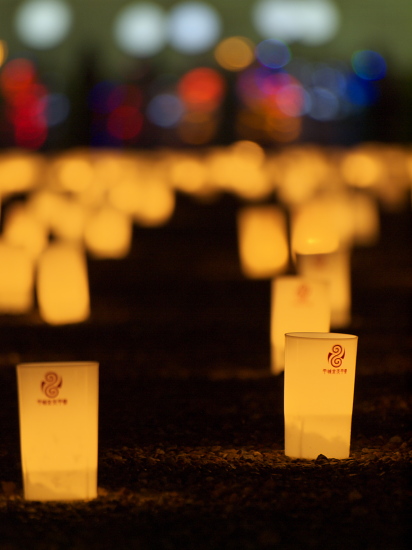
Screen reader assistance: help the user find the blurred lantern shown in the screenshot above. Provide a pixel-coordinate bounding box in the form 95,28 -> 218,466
237,205 -> 289,278
291,198 -> 340,255
297,250 -> 351,328
223,141 -> 272,200
47,195 -> 88,242
284,332 -> 358,459
2,201 -> 48,259
275,146 -> 331,206
49,150 -> 94,194
0,150 -> 43,198
17,361 -> 98,501
167,152 -> 211,196
0,241 -> 35,313
84,206 -> 132,259
351,191 -> 380,246
271,276 -> 330,375
36,242 -> 90,325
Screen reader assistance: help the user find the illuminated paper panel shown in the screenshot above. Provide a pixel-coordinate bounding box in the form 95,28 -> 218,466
270,276 -> 330,375
17,362 -> 99,501
284,332 -> 358,459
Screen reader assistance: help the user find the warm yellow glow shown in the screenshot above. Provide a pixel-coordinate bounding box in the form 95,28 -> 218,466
0,151 -> 43,197
297,250 -> 352,328
340,148 -> 383,188
0,241 -> 34,313
27,190 -> 63,227
0,40 -> 8,67
168,153 -> 209,195
134,179 -> 175,226
271,277 -> 330,375
36,243 -> 90,325
351,192 -> 380,246
237,205 -> 289,278
50,151 -> 94,194
284,332 -> 358,459
84,206 -> 132,259
48,195 -> 88,242
17,361 -> 99,501
2,202 -> 48,259
291,200 -> 340,255
214,36 -> 255,71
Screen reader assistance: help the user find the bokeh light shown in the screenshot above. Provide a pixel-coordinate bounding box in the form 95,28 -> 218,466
255,39 -> 291,69
113,2 -> 167,57
178,67 -> 225,111
253,0 -> 340,46
352,50 -> 387,80
214,36 -> 255,72
147,93 -> 184,127
14,0 -> 73,50
167,1 -> 222,54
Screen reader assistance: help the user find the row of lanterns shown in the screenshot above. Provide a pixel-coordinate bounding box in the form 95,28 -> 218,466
0,141 -> 411,327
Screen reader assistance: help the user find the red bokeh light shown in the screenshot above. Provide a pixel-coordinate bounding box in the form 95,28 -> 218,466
178,68 -> 225,111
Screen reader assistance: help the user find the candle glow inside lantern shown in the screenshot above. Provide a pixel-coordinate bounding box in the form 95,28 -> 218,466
284,332 -> 358,459
36,242 -> 90,325
270,276 -> 330,375
237,205 -> 289,278
17,361 -> 99,501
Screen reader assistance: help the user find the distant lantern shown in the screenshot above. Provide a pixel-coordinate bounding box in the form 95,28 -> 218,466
36,242 -> 90,325
2,202 -> 48,259
16,361 -> 99,500
84,206 -> 132,259
284,332 -> 358,459
0,150 -> 43,197
47,195 -> 88,242
270,276 -> 330,375
237,205 -> 289,278
291,199 -> 340,255
351,191 -> 380,246
0,241 -> 34,313
297,250 -> 351,328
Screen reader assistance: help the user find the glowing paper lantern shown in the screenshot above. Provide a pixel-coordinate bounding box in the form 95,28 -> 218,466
17,361 -> 99,500
2,202 -> 48,259
351,192 -> 380,246
291,199 -> 340,255
36,243 -> 90,325
0,241 -> 34,313
271,276 -> 330,375
284,332 -> 358,459
297,250 -> 351,328
84,206 -> 132,259
237,205 -> 289,278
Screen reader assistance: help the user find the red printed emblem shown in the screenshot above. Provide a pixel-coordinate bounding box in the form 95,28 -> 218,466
41,372 -> 62,398
328,345 -> 345,368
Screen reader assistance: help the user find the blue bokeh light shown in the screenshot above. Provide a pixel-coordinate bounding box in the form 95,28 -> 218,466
255,39 -> 291,69
352,50 -> 387,81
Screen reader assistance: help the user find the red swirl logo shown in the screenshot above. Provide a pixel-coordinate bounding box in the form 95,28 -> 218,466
41,372 -> 62,398
328,345 -> 345,368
